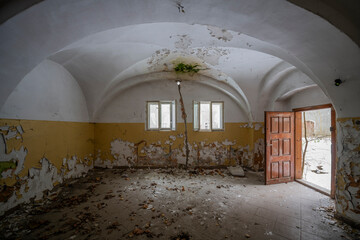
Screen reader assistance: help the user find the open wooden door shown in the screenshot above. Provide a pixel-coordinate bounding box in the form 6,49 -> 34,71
265,112 -> 295,185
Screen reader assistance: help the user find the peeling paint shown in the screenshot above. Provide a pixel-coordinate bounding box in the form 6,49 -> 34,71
0,156 -> 91,215
94,122 -> 264,170
0,133 -> 5,154
207,26 -> 233,42
1,168 -> 13,178
0,119 -> 94,216
0,126 -> 9,131
0,146 -> 27,176
110,139 -> 135,166
194,47 -> 230,65
147,48 -> 171,70
254,123 -> 262,131
174,34 -> 192,50
335,118 -> 360,224
4,130 -> 17,140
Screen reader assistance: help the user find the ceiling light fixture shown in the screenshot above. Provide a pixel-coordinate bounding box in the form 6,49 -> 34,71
334,79 -> 342,86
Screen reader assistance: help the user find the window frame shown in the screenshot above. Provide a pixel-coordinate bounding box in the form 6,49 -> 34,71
193,101 -> 224,132
146,100 -> 176,131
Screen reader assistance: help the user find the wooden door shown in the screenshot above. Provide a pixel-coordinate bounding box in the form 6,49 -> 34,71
265,112 -> 295,185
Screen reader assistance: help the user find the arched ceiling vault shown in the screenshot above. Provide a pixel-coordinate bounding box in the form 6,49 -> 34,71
0,0 -> 359,120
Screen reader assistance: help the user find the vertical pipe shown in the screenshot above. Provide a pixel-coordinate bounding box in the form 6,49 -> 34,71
177,82 -> 189,168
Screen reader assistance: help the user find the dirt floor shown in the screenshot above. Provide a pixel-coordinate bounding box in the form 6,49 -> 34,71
0,168 -> 359,240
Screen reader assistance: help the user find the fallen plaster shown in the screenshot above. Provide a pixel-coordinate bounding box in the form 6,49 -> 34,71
335,119 -> 360,224
0,155 -> 92,216
2,168 -> 359,239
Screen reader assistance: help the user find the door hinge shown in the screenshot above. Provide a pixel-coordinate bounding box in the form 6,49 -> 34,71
330,126 -> 335,132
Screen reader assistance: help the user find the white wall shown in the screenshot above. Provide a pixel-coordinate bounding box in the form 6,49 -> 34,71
0,60 -> 89,122
278,86 -> 331,111
98,79 -> 247,123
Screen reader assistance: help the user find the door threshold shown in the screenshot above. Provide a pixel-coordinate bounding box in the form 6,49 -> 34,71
296,179 -> 331,197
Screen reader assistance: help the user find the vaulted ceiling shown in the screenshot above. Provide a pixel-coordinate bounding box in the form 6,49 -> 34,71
0,0 -> 359,122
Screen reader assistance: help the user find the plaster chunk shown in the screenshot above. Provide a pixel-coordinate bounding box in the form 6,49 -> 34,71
228,166 -> 245,177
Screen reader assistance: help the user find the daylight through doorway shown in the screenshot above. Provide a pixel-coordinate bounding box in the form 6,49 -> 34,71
301,108 -> 331,192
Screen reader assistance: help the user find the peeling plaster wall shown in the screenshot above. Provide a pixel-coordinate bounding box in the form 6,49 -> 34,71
336,118 -> 360,224
94,122 -> 264,171
0,119 -> 94,215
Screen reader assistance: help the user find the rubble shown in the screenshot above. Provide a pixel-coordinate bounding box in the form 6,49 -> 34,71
228,165 -> 245,177
0,168 -> 359,240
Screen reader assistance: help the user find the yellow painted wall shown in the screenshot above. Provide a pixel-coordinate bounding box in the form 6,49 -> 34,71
0,119 -> 264,214
0,119 -> 94,187
95,122 -> 264,168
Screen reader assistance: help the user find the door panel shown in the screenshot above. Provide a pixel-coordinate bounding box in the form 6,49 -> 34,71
283,139 -> 291,155
266,112 -> 295,185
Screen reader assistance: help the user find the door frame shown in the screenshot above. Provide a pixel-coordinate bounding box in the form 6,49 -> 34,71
292,103 -> 336,198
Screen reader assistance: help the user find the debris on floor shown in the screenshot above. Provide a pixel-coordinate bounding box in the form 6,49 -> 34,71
0,168 -> 359,240
227,165 -> 245,177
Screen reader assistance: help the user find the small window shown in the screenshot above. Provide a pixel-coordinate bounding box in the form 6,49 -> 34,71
146,101 -> 176,130
193,101 -> 224,131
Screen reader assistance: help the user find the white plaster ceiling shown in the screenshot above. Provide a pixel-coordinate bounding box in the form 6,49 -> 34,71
0,0 -> 359,122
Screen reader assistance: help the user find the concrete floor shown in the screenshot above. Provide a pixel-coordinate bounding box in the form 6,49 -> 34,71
0,168 -> 359,240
